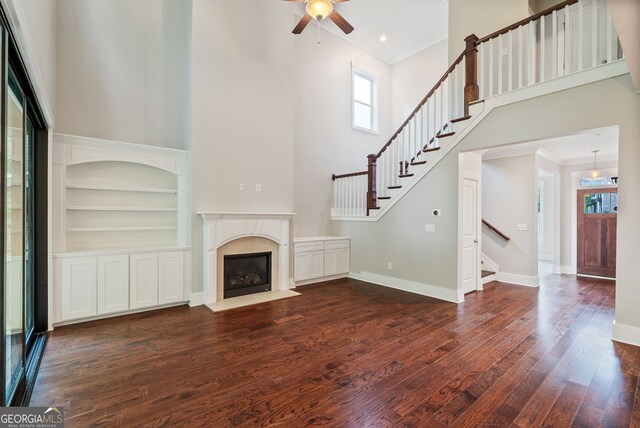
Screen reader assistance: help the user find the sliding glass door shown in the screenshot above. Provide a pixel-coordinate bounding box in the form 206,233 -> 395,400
4,71 -> 25,403
0,6 -> 49,407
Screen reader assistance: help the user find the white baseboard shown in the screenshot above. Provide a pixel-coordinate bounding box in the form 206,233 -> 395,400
496,272 -> 540,287
561,266 -> 577,275
613,321 -> 640,347
295,274 -> 348,287
189,292 -> 204,307
553,264 -> 562,274
538,255 -> 553,262
349,271 -> 462,303
482,274 -> 497,285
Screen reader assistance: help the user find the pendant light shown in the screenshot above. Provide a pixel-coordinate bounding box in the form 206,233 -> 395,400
590,149 -> 601,178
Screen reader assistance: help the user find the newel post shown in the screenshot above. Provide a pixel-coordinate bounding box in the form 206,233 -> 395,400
463,34 -> 479,117
366,154 -> 377,214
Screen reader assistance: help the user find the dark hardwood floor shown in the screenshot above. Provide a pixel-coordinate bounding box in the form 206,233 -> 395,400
31,275 -> 640,427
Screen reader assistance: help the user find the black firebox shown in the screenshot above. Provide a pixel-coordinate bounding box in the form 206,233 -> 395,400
223,252 -> 272,299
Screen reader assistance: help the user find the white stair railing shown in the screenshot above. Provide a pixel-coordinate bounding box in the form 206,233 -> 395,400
331,172 -> 368,217
477,0 -> 622,99
332,0 -> 622,219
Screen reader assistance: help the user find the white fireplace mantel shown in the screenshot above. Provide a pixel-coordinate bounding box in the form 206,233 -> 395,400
199,212 -> 296,305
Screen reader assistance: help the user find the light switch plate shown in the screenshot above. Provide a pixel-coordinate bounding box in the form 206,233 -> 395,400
256,184 -> 262,192
516,224 -> 528,231
425,224 -> 436,233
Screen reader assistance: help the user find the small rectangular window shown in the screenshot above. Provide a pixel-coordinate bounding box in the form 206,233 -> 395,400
351,63 -> 378,134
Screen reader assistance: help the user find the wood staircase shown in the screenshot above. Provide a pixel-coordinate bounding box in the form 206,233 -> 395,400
331,0 -> 623,220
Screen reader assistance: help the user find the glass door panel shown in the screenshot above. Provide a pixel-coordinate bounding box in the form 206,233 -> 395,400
25,118 -> 34,345
5,76 -> 24,402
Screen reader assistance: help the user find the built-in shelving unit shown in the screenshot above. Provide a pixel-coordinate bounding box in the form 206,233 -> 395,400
52,134 -> 191,326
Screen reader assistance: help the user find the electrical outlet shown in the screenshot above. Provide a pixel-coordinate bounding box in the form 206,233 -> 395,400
516,224 -> 528,231
239,183 -> 245,191
425,224 -> 436,233
256,184 -> 262,192
387,262 -> 392,270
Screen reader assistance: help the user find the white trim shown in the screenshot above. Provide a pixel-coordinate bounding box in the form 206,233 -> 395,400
349,271 -> 463,303
496,272 -> 540,287
199,213 -> 295,305
389,36 -> 449,65
52,302 -> 187,327
333,60 -> 629,222
561,265 -> 577,275
481,253 -> 500,273
613,321 -> 640,347
577,274 -> 616,281
189,292 -> 203,307
295,273 -> 348,287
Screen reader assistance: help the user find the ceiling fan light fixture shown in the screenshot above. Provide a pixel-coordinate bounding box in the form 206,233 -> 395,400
306,0 -> 333,20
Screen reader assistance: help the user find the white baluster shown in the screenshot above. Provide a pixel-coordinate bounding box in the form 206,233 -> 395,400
478,43 -> 484,99
565,4 -> 571,75
460,59 -> 465,117
498,35 -> 503,95
489,38 -> 494,96
591,0 -> 598,67
508,30 -> 513,92
518,26 -> 524,88
541,15 -> 546,82
528,21 -> 535,86
606,0 -> 613,63
578,0 -> 584,71
552,10 -> 558,78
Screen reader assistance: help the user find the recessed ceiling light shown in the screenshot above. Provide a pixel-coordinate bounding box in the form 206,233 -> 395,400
379,35 -> 387,42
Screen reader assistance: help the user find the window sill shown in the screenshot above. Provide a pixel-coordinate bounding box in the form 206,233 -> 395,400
352,125 -> 379,136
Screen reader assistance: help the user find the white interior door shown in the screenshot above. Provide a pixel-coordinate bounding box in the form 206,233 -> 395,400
462,178 -> 479,294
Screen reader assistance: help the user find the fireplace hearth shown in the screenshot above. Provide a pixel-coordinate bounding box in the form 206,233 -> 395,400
223,252 -> 272,299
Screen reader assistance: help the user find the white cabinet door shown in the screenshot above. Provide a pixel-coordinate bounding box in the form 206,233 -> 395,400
294,250 -> 325,281
60,257 -> 97,321
325,248 -> 350,276
97,255 -> 129,315
158,251 -> 184,305
130,253 -> 159,309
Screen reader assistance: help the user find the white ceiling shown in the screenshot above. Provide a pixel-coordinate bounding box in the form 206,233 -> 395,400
288,0 -> 449,64
483,127 -> 619,165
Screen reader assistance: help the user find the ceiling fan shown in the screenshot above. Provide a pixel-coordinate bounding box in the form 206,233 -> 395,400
284,0 -> 354,35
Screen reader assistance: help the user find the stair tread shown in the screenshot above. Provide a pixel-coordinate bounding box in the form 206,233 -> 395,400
481,270 -> 496,278
377,196 -> 391,200
437,131 -> 455,138
423,147 -> 441,153
410,161 -> 427,166
451,115 -> 472,123
388,185 -> 402,189
399,174 -> 414,178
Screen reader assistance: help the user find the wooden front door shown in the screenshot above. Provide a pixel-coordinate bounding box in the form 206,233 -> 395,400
577,188 -> 617,278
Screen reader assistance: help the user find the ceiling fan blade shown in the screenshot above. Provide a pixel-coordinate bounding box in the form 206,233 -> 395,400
328,10 -> 354,34
292,15 -> 312,34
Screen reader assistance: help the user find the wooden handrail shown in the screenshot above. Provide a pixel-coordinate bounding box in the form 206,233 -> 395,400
482,219 -> 511,242
332,171 -> 367,181
476,0 -> 578,44
376,51 -> 466,159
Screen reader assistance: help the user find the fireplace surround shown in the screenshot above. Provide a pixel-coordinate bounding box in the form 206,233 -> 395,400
199,212 -> 296,305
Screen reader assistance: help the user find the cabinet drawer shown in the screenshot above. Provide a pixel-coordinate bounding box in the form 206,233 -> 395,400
294,241 -> 325,253
324,239 -> 350,250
